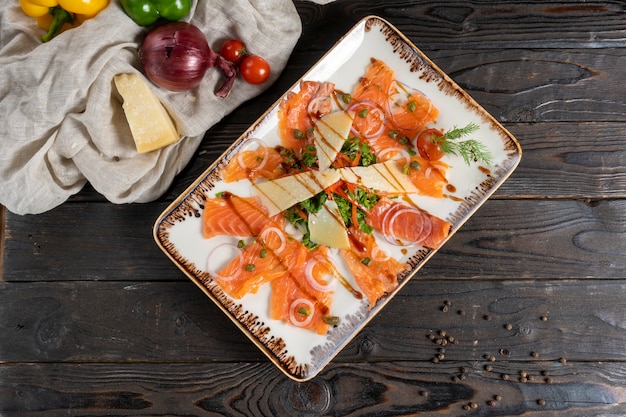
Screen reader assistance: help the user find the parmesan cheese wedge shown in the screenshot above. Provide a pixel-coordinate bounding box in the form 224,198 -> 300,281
114,73 -> 180,153
313,110 -> 354,171
338,160 -> 418,194
309,199 -> 350,249
252,169 -> 341,216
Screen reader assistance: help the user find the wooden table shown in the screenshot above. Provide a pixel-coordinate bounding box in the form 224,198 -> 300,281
2,1 -> 626,415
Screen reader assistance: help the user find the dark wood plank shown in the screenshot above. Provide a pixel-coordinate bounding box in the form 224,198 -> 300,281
419,198 -> 626,278
501,122 -> 626,199
2,279 -> 625,362
1,202 -> 181,282
294,0 -> 626,50
427,48 -> 626,123
1,360 -> 625,416
4,199 -> 624,282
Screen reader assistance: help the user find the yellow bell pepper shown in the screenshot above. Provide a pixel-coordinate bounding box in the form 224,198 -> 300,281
19,0 -> 109,42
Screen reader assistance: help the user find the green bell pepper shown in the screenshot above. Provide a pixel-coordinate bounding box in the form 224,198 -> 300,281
120,0 -> 192,26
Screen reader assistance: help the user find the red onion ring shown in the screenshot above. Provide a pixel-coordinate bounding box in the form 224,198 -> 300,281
237,138 -> 269,172
425,163 -> 447,181
305,256 -> 337,293
380,204 -> 403,245
377,147 -> 411,165
206,243 -> 244,282
346,100 -> 387,139
307,95 -> 331,118
371,245 -> 391,262
413,214 -> 433,245
383,207 -> 424,246
289,298 -> 314,327
258,227 -> 286,254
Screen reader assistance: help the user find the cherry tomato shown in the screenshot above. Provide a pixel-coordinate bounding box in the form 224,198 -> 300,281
416,128 -> 445,161
220,39 -> 246,64
240,55 -> 271,84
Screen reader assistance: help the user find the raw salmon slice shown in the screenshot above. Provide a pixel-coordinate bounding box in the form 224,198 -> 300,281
222,146 -> 286,182
202,193 -> 282,239
367,198 -> 452,249
352,59 -> 395,106
350,59 -> 439,156
339,226 -> 408,306
350,60 -> 401,156
388,87 -> 439,138
269,246 -> 335,334
278,81 -> 335,153
406,156 -> 449,198
212,224 -> 305,299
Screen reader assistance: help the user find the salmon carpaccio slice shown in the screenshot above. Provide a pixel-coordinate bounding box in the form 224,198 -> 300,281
213,223 -> 306,299
222,146 -> 286,183
367,198 -> 452,249
406,156 -> 449,198
351,59 -> 439,156
277,80 -> 335,153
269,246 -> 335,335
339,226 -> 408,307
202,193 -> 282,239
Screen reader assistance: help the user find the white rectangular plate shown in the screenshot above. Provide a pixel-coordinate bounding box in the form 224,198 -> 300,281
154,16 -> 522,381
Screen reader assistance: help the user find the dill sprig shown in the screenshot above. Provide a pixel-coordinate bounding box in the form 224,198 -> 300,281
433,123 -> 492,165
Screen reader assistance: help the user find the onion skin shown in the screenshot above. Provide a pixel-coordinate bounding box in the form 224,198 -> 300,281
139,22 -> 237,97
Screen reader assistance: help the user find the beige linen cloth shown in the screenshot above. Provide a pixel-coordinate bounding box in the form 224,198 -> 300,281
0,1 -> 302,215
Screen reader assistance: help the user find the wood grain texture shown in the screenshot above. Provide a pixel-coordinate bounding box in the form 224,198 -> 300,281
2,1 -> 626,415
1,361 -> 625,416
294,0 -> 626,50
2,280 -> 625,363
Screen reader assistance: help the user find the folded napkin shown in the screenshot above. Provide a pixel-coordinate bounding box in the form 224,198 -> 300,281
0,0 -> 302,215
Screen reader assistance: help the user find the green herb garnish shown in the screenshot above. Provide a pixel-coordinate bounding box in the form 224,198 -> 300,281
333,188 -> 377,234
341,136 -> 377,167
300,192 -> 327,214
283,194 -> 327,250
433,123 -> 492,165
302,144 -> 318,168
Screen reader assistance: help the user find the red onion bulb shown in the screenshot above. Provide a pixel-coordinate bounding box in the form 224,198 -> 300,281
139,22 -> 211,92
139,22 -> 237,97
